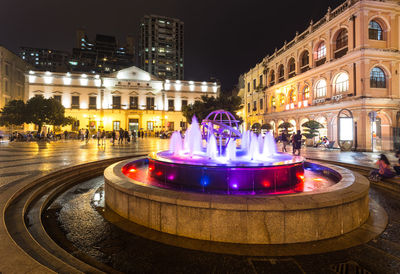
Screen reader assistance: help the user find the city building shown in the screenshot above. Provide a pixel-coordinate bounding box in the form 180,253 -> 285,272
70,30 -> 135,74
19,47 -> 70,72
241,0 -> 400,152
0,46 -> 28,109
26,66 -> 219,133
139,15 -> 184,80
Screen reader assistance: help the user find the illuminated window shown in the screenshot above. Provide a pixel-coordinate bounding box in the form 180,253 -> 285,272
289,89 -> 297,102
271,96 -> 276,108
113,121 -> 120,131
369,20 -> 383,40
314,79 -> 327,98
316,42 -> 326,60
370,67 -> 386,88
303,86 -> 310,99
334,72 -> 349,93
279,94 -> 285,106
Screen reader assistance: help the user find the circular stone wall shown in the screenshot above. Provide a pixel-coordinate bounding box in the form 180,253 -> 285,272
104,158 -> 369,244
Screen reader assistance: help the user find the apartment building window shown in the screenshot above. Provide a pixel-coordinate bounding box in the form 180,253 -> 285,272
253,79 -> 256,89
113,121 -> 120,131
71,96 -> 80,109
4,80 -> 8,93
253,101 -> 257,111
288,58 -> 296,78
168,99 -> 174,111
315,42 -> 326,67
89,96 -> 97,109
53,95 -> 61,104
112,96 -> 121,109
300,51 -> 310,73
181,99 -> 188,109
271,96 -> 276,109
314,79 -> 327,98
147,121 -> 154,131
129,96 -> 138,109
259,75 -> 263,87
370,67 -> 386,88
278,65 -> 284,83
289,89 -> 296,103
247,82 -> 250,92
146,97 -> 155,110
247,102 -> 250,113
369,20 -> 383,41
334,73 -> 349,93
259,98 -> 263,110
335,29 -> 348,59
303,86 -> 310,100
269,70 -> 275,86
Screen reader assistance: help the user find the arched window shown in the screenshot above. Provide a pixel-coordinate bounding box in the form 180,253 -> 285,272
278,65 -> 285,83
271,96 -> 276,108
369,20 -> 383,40
334,72 -> 349,93
370,67 -> 386,88
269,70 -> 275,86
314,79 -> 327,98
316,42 -> 326,60
300,51 -> 309,72
288,58 -> 296,78
303,86 -> 310,100
335,29 -> 348,50
289,89 -> 297,103
278,94 -> 285,106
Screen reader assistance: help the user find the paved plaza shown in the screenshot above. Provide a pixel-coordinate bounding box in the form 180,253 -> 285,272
1,138 -> 400,273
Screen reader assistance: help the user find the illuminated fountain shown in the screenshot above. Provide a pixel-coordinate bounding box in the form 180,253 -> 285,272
104,110 -> 370,245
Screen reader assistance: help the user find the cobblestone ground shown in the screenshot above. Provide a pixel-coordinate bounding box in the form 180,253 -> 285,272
1,138 -> 400,273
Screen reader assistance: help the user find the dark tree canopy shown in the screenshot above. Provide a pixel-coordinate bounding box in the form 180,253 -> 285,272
0,100 -> 26,127
182,95 -> 242,124
301,120 -> 324,139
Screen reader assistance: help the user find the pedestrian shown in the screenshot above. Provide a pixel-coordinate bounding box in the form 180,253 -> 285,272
141,130 -> 144,139
393,151 -> 400,175
101,130 -> 106,146
281,132 -> 288,152
368,154 -> 395,182
85,129 -> 89,144
291,132 -> 296,154
97,130 -> 101,146
132,130 -> 137,142
64,130 -> 68,140
293,130 -> 302,156
119,128 -> 124,144
112,130 -> 116,145
125,130 -> 130,144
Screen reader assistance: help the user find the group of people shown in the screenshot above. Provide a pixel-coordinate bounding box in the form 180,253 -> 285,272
315,136 -> 330,148
369,152 -> 400,182
280,130 -> 303,156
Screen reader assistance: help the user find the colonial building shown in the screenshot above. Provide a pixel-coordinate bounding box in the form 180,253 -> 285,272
242,0 -> 400,152
26,66 -> 219,133
0,46 -> 28,109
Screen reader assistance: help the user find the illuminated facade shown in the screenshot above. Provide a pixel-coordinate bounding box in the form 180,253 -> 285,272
242,0 -> 400,152
27,66 -> 219,133
0,46 -> 27,109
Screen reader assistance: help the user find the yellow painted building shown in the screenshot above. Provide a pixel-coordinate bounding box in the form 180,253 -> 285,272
242,0 -> 400,152
27,66 -> 219,134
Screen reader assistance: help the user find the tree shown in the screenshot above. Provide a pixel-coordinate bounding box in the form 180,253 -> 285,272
278,122 -> 293,133
301,120 -> 324,139
182,95 -> 242,124
0,100 -> 26,130
25,95 -> 74,133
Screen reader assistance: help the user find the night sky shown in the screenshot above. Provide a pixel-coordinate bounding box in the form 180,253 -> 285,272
1,0 -> 344,91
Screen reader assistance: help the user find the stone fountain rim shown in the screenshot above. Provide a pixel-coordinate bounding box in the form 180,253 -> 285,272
104,157 -> 368,211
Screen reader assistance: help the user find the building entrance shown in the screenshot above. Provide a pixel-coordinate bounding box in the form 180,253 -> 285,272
129,119 -> 139,133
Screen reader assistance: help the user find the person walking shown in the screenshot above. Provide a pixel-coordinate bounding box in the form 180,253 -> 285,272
112,130 -> 116,145
118,128 -> 124,144
125,130 -> 130,144
281,132 -> 288,152
293,130 -> 302,156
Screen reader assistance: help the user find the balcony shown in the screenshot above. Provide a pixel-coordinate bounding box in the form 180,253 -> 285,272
89,104 -> 97,110
71,104 -> 79,109
129,104 -> 138,110
112,104 -> 121,109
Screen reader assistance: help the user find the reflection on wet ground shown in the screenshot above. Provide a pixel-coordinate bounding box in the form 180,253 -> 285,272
45,176 -> 400,273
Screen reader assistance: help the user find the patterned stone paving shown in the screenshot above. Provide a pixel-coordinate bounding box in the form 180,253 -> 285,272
1,139 -> 399,273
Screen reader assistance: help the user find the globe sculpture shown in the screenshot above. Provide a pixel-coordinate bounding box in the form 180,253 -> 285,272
201,109 -> 241,147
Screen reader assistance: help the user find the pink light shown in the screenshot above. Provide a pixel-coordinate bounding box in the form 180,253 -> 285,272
167,175 -> 175,180
232,184 -> 238,189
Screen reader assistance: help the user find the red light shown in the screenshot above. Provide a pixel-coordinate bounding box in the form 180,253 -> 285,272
156,171 -> 163,176
263,181 -> 270,187
297,174 -> 305,182
148,167 -> 154,171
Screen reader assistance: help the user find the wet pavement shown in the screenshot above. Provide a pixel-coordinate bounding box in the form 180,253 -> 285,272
1,138 -> 400,273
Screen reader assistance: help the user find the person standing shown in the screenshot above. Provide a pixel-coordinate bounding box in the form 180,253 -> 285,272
112,130 -> 116,145
281,132 -> 288,152
85,129 -> 89,144
293,130 -> 302,156
141,130 -> 144,139
101,130 -> 106,146
118,128 -> 124,144
96,130 -> 101,146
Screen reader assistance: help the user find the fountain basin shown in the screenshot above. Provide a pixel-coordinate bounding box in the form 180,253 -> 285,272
105,158 -> 369,244
140,151 -> 305,193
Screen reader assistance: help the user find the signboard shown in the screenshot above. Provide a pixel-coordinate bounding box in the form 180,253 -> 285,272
339,117 -> 353,141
